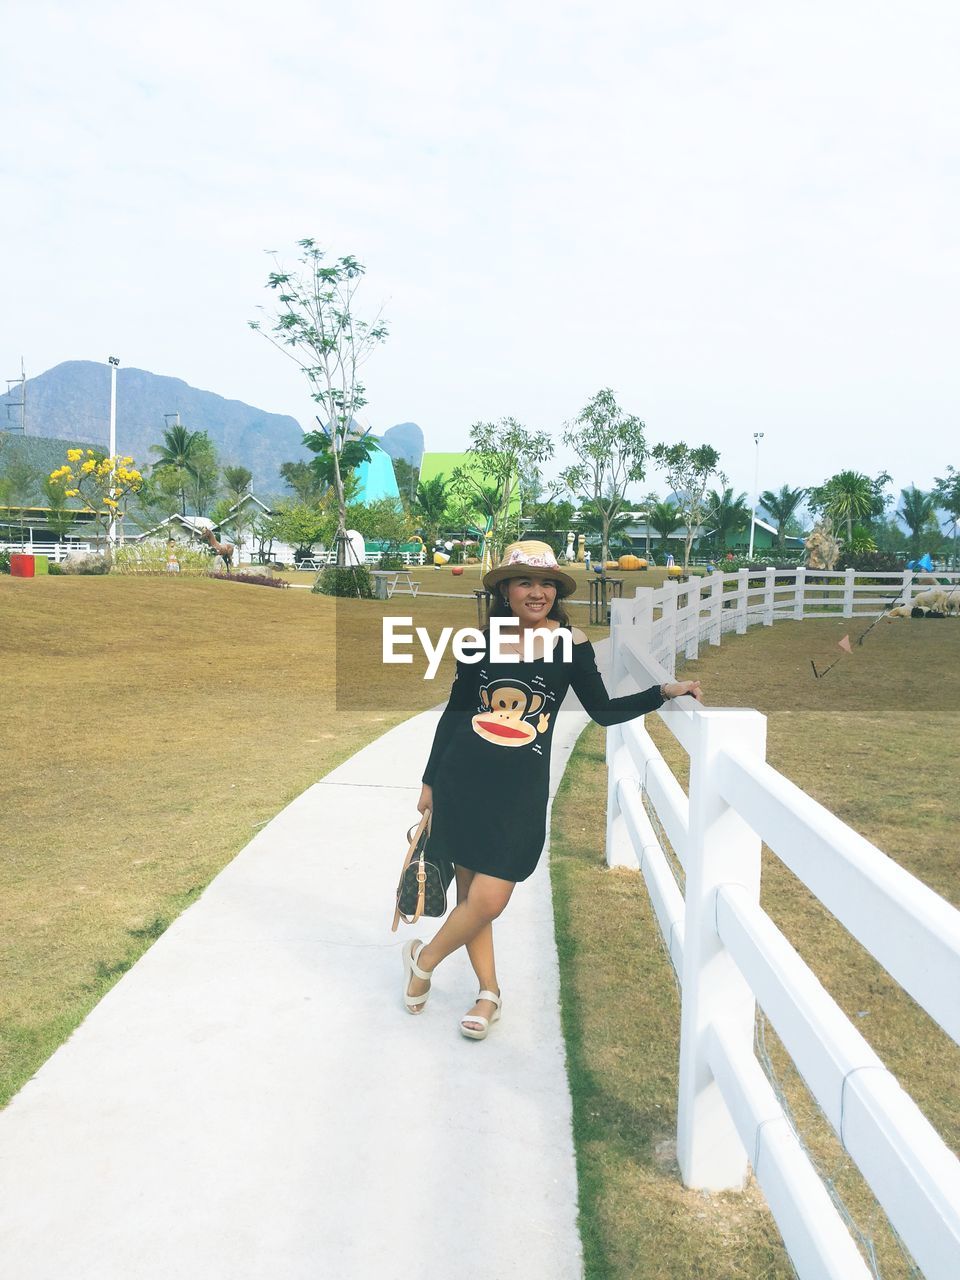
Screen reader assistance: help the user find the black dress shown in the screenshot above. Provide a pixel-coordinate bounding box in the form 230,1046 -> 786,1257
421,630 -> 665,882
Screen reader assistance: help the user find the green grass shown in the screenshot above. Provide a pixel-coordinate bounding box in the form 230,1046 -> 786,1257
550,615 -> 960,1279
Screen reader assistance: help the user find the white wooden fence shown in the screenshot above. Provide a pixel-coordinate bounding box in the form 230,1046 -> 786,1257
641,567 -> 960,676
0,540 -> 94,561
605,570 -> 960,1279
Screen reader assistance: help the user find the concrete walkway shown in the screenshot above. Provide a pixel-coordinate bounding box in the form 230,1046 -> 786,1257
0,654 -> 605,1279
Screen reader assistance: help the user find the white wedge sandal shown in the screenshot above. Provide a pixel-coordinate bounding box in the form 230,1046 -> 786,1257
459,989 -> 502,1040
401,938 -> 433,1014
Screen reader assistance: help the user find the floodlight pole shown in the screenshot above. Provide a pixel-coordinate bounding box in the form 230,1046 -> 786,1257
107,357 -> 120,547
748,432 -> 764,560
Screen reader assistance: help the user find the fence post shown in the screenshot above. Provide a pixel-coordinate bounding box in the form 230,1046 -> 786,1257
684,576 -> 702,660
735,569 -> 749,635
661,581 -> 678,674
708,572 -> 723,645
632,586 -> 654,654
793,566 -> 805,620
843,567 -> 856,617
902,568 -> 913,604
763,567 -> 775,625
604,598 -> 640,870
677,707 -> 768,1190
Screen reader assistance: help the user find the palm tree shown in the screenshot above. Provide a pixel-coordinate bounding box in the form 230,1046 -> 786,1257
413,475 -> 449,548
705,487 -> 750,552
647,500 -> 680,560
760,484 -> 807,549
898,485 -> 937,558
577,498 -> 635,559
150,424 -> 205,516
813,470 -> 874,544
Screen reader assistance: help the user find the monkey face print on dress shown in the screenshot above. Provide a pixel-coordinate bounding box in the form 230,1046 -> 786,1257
472,678 -> 552,747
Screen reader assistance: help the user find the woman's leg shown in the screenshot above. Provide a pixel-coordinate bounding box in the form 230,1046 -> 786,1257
404,868 -> 514,1007
455,867 -> 501,1030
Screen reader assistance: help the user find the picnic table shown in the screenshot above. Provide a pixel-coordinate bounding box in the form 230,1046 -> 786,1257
296,556 -> 324,571
371,569 -> 421,600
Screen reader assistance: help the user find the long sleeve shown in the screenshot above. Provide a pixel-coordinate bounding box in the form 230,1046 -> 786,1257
569,640 -> 664,726
421,650 -> 481,784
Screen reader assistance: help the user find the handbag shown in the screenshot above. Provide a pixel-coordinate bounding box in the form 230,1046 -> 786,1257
391,809 -> 455,932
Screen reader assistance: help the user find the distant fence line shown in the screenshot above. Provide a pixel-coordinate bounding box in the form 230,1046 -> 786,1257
642,567 -> 960,675
604,571 -> 960,1279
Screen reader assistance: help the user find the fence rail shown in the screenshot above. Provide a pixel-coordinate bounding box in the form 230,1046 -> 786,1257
0,540 -> 94,561
604,571 -> 960,1279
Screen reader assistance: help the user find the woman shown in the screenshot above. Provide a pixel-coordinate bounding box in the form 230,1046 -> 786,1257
403,540 -> 702,1038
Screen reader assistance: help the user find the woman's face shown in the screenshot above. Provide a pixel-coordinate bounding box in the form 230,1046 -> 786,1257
504,575 -> 559,626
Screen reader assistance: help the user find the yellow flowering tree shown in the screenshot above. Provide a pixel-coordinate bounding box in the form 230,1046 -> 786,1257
48,449 -> 144,557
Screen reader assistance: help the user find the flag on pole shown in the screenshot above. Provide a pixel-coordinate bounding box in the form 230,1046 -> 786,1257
838,635 -> 852,653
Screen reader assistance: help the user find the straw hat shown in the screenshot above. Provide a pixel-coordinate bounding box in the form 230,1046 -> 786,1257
482,540 -> 577,598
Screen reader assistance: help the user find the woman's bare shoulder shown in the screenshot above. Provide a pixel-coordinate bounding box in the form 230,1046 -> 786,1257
570,626 -> 589,645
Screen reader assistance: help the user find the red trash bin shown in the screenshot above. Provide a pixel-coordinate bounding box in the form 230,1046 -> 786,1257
10,554 -> 36,577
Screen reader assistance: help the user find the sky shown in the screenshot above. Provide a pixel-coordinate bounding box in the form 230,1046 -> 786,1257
2,0 -> 958,512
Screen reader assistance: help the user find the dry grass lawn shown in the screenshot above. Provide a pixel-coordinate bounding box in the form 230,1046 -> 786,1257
550,615 -> 959,1279
0,572 -> 606,1106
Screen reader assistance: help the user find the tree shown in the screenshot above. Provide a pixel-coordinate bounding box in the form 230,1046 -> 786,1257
211,466 -> 256,561
190,432 -> 220,516
280,460 -> 324,504
897,485 -> 938,558
524,498 -> 576,555
650,443 -> 724,569
577,497 -> 636,557
40,474 -> 77,539
48,449 -> 143,553
260,500 -> 333,563
130,466 -> 182,530
705,487 -> 750,551
646,500 -> 681,558
149,424 -> 206,516
345,497 -> 415,559
0,451 -> 40,544
249,240 -> 388,568
223,465 -> 253,505
808,470 -> 891,544
413,474 -> 449,547
451,418 -> 553,565
933,466 -> 960,567
560,388 -> 647,566
759,484 -> 807,549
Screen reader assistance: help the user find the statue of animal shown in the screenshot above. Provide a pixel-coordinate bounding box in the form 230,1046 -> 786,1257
199,526 -> 235,570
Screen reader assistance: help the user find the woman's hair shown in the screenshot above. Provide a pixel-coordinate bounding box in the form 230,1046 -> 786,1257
487,578 -> 571,628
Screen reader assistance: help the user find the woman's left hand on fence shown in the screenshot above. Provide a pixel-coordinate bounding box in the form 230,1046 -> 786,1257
663,680 -> 703,702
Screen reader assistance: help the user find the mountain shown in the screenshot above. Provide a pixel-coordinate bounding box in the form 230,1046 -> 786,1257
377,422 -> 424,466
0,361 -> 314,497
0,360 -> 426,500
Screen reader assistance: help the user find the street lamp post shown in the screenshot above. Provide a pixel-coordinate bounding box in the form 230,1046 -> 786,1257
107,357 -> 120,548
748,431 -> 764,560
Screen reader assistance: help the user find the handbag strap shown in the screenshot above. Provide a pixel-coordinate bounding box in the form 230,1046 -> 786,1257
391,810 -> 432,932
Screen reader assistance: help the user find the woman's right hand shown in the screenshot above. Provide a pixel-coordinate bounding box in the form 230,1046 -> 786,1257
418,783 -> 433,816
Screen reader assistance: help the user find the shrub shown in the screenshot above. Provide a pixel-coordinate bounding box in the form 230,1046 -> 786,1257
47,562 -> 63,576
313,564 -> 373,598
378,553 -> 405,571
0,550 -> 10,574
110,541 -> 211,576
212,571 -> 289,589
836,550 -> 906,572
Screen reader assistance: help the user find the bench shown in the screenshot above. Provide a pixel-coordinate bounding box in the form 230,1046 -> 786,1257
371,570 -> 421,600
